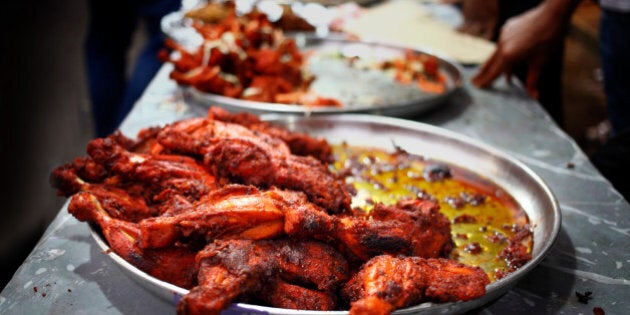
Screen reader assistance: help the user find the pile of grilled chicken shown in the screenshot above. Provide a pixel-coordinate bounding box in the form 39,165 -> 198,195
51,107 -> 489,315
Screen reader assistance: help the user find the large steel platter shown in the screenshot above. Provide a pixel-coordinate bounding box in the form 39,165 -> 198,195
179,33 -> 463,117
90,114 -> 560,314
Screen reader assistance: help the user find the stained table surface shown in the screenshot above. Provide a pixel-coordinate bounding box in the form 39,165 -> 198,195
1,64 -> 629,315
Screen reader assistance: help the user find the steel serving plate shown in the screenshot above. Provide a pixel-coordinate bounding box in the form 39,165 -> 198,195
90,114 -> 560,314
179,33 -> 463,117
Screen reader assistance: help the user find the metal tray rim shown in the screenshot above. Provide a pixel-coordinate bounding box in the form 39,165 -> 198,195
89,114 -> 561,314
181,34 -> 464,117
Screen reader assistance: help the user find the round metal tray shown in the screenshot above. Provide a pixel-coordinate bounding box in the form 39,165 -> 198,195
90,114 -> 560,314
180,33 -> 463,117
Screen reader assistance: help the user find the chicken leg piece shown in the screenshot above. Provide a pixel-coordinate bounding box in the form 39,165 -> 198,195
156,117 -> 351,213
50,156 -> 108,197
137,183 -> 418,264
206,106 -> 333,163
264,280 -> 337,311
370,199 -> 454,258
69,191 -> 197,288
140,184 -> 452,267
51,163 -> 154,222
87,137 -> 218,204
177,251 -> 269,315
138,185 -> 288,248
177,239 -> 348,314
342,255 -> 490,315
285,197 -> 453,262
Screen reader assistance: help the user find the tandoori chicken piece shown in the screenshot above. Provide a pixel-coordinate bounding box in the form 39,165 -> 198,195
87,137 -> 218,205
108,127 -> 168,155
51,164 -> 155,222
137,183 -> 451,265
285,197 -> 453,262
207,137 -> 349,213
342,255 -> 490,315
50,155 -> 203,220
137,184 -> 338,249
270,237 -> 349,292
264,280 -> 337,311
68,191 -> 197,288
369,199 -> 454,258
50,156 -> 107,197
333,216 -> 424,263
51,134 -> 220,219
206,106 -> 333,163
72,185 -> 153,222
138,185 -> 286,249
420,258 -> 491,302
177,256 -> 265,315
156,117 -> 351,213
177,239 -> 348,314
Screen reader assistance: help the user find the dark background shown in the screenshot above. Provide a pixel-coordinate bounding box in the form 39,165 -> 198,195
2,1 -> 97,290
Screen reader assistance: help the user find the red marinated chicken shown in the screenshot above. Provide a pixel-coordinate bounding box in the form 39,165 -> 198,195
342,255 -> 490,315
137,183 -> 452,268
369,199 -> 454,258
138,185 -> 287,248
206,106 -> 333,163
87,137 -> 218,205
264,280 -> 337,311
49,110 -> 494,315
285,197 -> 453,263
68,190 -> 197,288
178,239 -> 348,315
156,116 -> 351,213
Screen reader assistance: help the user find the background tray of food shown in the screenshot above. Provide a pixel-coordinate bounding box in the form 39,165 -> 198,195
161,1 -> 463,117
161,0 -> 326,49
85,114 -> 559,314
181,34 -> 463,116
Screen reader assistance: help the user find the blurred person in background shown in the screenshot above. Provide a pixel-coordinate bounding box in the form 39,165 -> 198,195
455,0 -> 630,198
595,0 -> 630,137
85,0 -> 180,137
589,0 -> 630,198
450,0 -> 579,126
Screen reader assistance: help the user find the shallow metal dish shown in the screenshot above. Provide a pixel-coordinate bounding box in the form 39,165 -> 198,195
90,114 -> 560,314
182,34 -> 463,117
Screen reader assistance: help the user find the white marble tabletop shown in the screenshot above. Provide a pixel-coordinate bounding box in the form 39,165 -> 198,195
1,64 -> 628,315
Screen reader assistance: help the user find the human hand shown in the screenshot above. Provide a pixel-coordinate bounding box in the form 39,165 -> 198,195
471,2 -> 569,98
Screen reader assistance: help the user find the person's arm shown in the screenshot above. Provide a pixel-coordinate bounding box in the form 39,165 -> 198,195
471,0 -> 581,98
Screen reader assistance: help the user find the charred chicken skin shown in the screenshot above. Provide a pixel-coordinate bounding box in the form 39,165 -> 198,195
342,255 -> 490,315
138,185 -> 287,248
51,159 -> 154,222
68,190 -> 197,288
139,183 -> 451,268
178,239 -> 349,315
87,137 -> 218,206
156,115 -> 351,213
206,106 -> 333,163
284,197 -> 453,263
264,280 -> 337,311
369,199 -> 454,258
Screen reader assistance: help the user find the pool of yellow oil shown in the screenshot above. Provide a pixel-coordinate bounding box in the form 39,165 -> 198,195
331,144 -> 531,282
